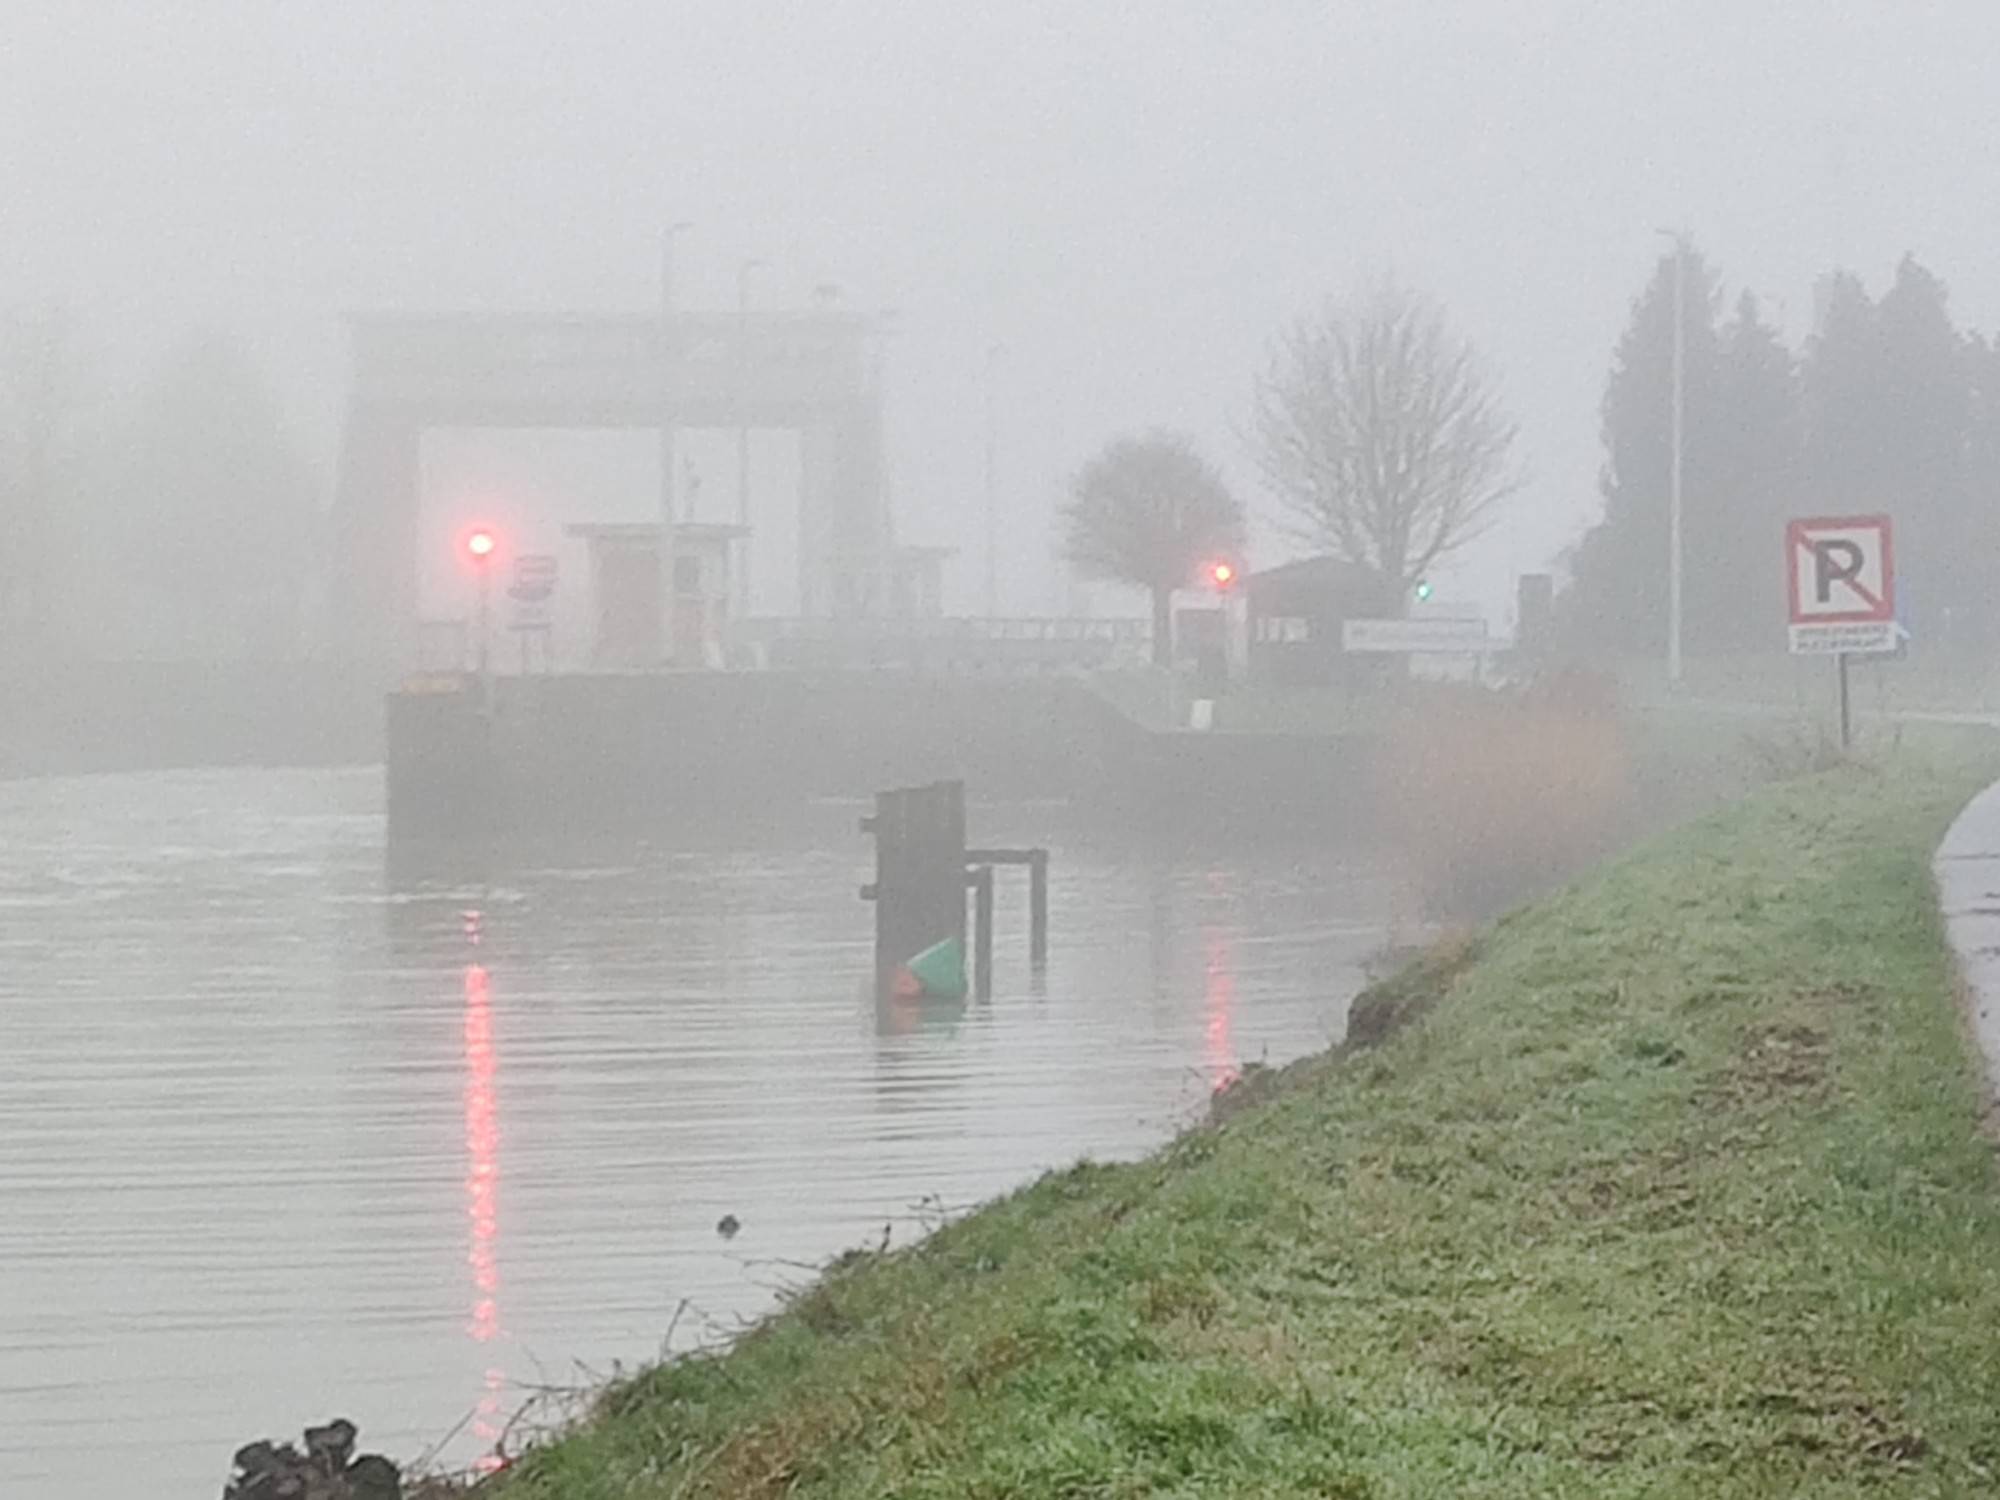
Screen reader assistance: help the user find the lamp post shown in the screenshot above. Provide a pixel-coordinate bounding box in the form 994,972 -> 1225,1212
1658,227 -> 1688,686
660,222 -> 693,665
736,257 -> 766,618
660,221 -> 693,522
983,342 -> 1004,618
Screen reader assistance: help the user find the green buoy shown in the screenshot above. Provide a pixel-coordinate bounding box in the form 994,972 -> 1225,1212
893,935 -> 968,1000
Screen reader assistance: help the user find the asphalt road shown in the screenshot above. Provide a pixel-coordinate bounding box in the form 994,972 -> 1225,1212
1934,779 -> 2000,1116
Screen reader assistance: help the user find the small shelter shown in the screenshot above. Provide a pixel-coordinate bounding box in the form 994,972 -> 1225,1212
1244,556 -> 1393,687
565,522 -> 748,669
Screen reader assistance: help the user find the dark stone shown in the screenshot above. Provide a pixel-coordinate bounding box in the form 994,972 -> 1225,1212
306,1420 -> 358,1473
233,1442 -> 279,1473
345,1455 -> 404,1500
225,1423 -> 404,1500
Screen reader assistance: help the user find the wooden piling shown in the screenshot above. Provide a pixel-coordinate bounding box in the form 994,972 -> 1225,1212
965,844 -> 1052,970
972,864 -> 995,999
1029,848 -> 1049,967
862,780 -> 967,994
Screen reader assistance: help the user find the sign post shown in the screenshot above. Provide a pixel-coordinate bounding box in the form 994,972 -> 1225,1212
507,553 -> 558,673
1786,514 -> 1895,751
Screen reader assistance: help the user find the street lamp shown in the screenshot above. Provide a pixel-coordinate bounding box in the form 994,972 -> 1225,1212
736,257 -> 766,617
659,221 -> 694,664
983,342 -> 1005,618
1658,227 -> 1688,686
661,222 -> 695,518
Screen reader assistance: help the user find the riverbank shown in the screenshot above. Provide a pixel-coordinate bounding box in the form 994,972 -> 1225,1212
456,755 -> 2000,1497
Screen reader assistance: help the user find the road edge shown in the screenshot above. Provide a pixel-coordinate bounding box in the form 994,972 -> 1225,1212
1933,777 -> 2000,1133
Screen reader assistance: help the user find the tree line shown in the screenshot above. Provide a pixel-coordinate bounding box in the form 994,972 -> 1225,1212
0,318 -> 318,663
1564,248 -> 2000,658
1062,282 -> 1518,664
1061,249 -> 2000,675
22,251 -> 1983,671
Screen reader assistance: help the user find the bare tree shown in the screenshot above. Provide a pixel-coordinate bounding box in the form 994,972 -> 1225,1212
1061,430 -> 1245,667
1252,283 -> 1520,602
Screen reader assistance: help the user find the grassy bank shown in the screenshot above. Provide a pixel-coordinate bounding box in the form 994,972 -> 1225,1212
487,759 -> 2000,1498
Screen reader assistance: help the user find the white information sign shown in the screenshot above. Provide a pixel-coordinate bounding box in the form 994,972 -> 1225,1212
1341,617 -> 1490,654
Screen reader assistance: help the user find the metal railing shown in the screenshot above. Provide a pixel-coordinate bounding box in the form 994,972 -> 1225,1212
738,616 -> 1152,674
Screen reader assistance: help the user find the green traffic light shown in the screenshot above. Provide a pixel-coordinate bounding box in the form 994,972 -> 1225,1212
1414,579 -> 1433,601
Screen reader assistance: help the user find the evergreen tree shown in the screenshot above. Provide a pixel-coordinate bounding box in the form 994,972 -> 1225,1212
1696,291 -> 1799,653
1567,249 -> 1804,659
1964,330 -> 2000,651
1563,244 -> 1722,655
1797,271 -> 1883,513
1573,250 -> 2000,662
1801,257 -> 1988,650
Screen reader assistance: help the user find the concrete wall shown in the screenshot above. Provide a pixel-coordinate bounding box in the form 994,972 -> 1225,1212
2,662 -> 1380,845
485,671 -> 1132,824
385,671 -> 1379,841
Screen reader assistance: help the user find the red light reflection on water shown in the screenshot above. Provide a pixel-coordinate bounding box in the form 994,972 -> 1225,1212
463,954 -> 507,1459
1203,929 -> 1239,1093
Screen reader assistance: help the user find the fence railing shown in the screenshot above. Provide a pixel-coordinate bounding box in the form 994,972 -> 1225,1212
743,616 -> 1150,644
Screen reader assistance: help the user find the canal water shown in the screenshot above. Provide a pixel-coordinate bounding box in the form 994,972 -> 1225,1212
0,767 -> 1401,1497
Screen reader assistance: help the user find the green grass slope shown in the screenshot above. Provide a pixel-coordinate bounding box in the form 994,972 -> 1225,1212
491,761 -> 2000,1498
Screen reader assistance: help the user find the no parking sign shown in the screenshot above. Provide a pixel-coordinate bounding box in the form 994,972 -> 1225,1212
1786,515 -> 1895,654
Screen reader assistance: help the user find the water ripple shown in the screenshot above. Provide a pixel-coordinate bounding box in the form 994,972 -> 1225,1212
0,766 -> 1395,1497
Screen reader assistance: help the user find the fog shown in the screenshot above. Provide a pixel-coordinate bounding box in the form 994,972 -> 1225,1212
9,0 -> 2000,615
10,7 -> 2000,1494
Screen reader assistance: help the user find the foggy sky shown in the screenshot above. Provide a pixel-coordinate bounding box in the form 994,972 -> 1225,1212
7,0 -> 1999,617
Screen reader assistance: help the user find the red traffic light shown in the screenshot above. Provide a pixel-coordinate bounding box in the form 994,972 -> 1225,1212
463,527 -> 498,565
1206,560 -> 1236,589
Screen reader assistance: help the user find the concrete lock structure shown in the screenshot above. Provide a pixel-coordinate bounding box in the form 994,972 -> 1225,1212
326,308 -> 891,675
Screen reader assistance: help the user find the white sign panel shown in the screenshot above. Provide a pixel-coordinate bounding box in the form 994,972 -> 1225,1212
1410,598 -> 1484,622
1342,617 -> 1490,654
509,554 -> 558,605
1788,620 -> 1899,655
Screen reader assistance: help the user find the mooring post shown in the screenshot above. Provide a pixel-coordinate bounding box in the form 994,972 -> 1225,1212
1029,848 -> 1049,967
862,780 -> 968,996
971,864 -> 995,1000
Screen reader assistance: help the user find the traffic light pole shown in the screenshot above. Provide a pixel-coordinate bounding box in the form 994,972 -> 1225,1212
476,566 -> 491,683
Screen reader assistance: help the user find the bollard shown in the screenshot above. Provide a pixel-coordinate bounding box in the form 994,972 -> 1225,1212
862,781 -> 968,996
